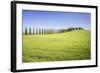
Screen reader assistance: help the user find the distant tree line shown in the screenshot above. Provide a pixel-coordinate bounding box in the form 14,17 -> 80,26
58,27 -> 83,33
23,27 -> 83,35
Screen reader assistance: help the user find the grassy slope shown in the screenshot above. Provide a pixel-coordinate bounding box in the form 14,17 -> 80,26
22,30 -> 91,63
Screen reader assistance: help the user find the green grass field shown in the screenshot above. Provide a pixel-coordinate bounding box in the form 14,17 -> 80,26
22,30 -> 91,63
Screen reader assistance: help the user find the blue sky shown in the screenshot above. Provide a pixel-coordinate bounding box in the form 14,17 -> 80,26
22,10 -> 91,31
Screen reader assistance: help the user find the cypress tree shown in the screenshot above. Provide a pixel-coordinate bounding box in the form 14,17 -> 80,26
29,28 -> 31,35
43,29 -> 45,34
42,29 -> 44,34
39,28 -> 41,35
36,28 -> 38,35
33,28 -> 34,35
25,28 -> 28,35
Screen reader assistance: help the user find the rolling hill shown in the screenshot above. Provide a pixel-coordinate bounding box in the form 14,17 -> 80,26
22,30 -> 91,63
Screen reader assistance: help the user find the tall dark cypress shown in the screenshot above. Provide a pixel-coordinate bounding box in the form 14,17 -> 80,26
33,28 -> 35,35
29,28 -> 31,35
39,28 -> 41,35
36,28 -> 38,35
25,28 -> 28,35
42,29 -> 43,35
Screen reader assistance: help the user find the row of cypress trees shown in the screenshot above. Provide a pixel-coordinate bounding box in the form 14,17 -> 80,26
24,28 -> 55,35
24,27 -> 83,35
